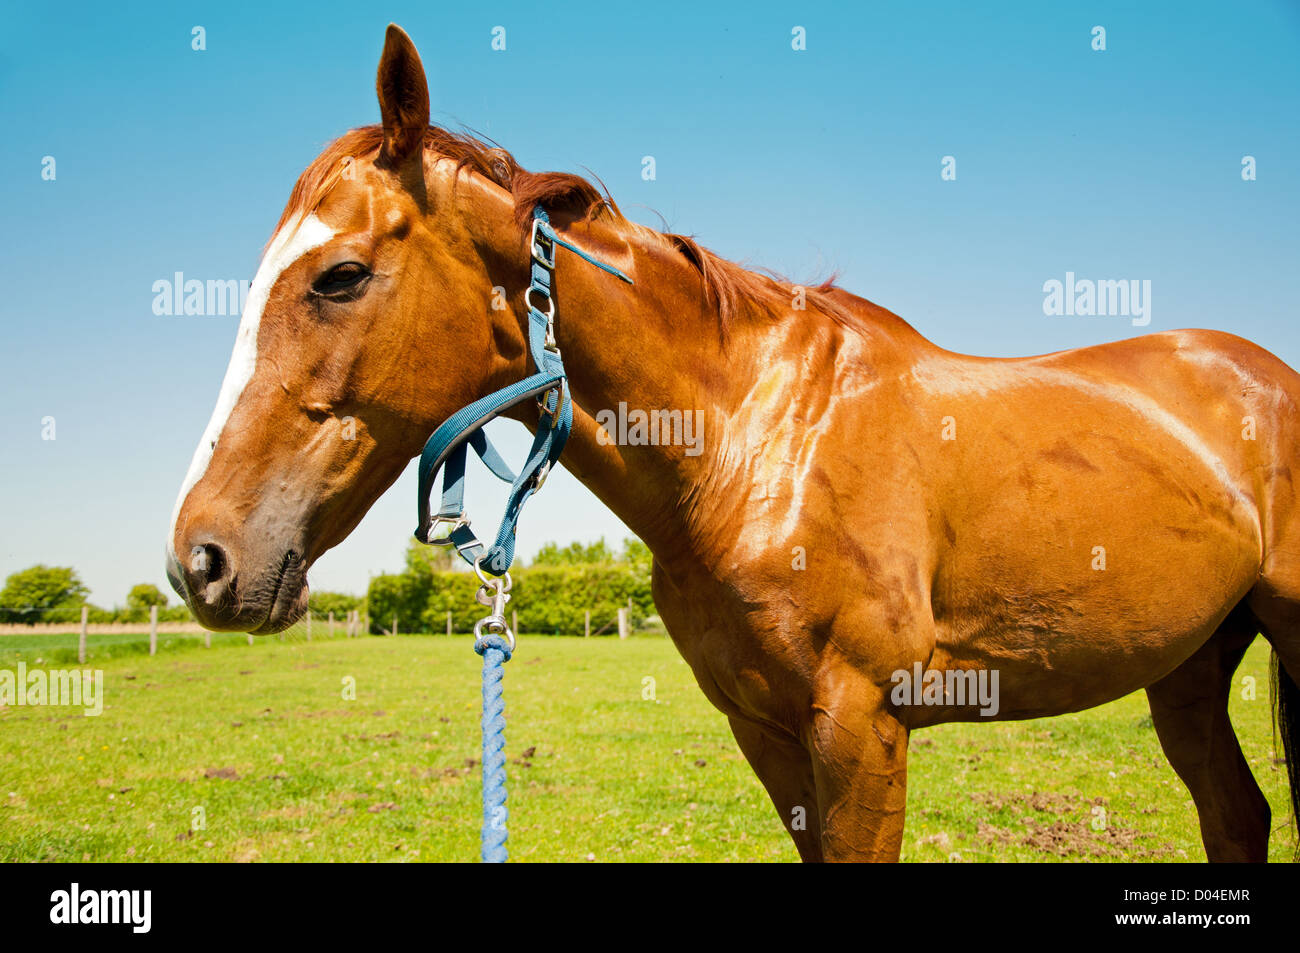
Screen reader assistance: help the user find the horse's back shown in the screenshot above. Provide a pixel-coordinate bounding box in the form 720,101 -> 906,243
1036,328 -> 1300,568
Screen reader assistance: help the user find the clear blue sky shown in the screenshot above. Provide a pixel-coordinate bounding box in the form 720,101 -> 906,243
2,1 -> 1298,607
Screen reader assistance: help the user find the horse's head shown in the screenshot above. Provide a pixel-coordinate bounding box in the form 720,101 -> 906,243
167,26 -> 535,632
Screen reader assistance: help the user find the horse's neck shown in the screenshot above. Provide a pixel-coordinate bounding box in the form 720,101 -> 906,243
536,221 -> 896,563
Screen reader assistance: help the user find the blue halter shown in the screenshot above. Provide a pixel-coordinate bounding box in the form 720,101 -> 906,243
414,207 -> 632,575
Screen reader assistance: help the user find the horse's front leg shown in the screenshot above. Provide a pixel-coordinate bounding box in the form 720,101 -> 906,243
727,716 -> 824,861
809,672 -> 911,862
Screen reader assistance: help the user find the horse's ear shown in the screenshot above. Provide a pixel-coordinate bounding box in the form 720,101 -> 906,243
375,24 -> 429,171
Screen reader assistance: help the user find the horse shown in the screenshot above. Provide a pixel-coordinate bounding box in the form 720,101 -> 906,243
167,24 -> 1300,862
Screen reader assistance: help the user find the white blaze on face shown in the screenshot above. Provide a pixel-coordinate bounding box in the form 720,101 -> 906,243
168,214 -> 336,563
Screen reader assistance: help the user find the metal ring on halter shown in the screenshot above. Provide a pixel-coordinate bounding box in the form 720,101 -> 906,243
525,286 -> 555,321
473,556 -> 513,591
473,615 -> 516,652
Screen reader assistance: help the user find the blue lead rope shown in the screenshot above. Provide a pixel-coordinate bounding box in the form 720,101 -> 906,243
475,632 -> 513,863
414,207 -> 632,862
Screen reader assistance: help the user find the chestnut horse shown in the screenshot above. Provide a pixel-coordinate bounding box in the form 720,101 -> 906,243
168,25 -> 1300,862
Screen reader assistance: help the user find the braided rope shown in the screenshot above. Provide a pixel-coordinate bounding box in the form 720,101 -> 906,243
475,632 -> 513,862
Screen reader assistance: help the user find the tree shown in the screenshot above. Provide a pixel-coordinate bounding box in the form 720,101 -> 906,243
0,565 -> 90,623
126,583 -> 168,611
621,537 -> 651,572
531,538 -> 617,567
530,536 -> 650,569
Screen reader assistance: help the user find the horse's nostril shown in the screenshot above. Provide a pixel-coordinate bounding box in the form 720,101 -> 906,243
189,542 -> 227,586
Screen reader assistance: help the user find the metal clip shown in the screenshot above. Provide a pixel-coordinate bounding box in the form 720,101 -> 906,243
525,286 -> 558,353
472,562 -> 515,651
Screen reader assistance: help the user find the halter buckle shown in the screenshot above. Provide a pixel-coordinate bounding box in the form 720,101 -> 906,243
533,461 -> 551,491
530,218 -> 556,269
536,381 -> 565,429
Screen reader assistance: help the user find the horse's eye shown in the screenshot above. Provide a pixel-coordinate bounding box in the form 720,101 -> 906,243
313,262 -> 371,298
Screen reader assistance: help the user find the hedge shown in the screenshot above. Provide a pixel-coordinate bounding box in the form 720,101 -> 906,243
366,571 -> 432,634
368,564 -> 655,636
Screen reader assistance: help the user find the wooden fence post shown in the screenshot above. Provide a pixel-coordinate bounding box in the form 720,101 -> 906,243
585,610 -> 591,638
78,606 -> 88,664
391,615 -> 397,637
328,611 -> 334,637
617,607 -> 628,640
149,605 -> 158,656
446,610 -> 452,636
306,610 -> 312,641
247,631 -> 254,646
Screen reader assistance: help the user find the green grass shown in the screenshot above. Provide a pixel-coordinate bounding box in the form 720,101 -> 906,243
0,633 -> 1292,862
905,638 -> 1293,862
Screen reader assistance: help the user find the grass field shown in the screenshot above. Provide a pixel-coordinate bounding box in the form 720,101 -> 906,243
0,631 -> 1294,862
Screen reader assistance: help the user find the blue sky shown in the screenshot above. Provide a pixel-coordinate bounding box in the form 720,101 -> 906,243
2,1 -> 1298,607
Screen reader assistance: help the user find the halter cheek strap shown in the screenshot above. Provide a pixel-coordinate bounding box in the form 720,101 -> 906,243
414,207 -> 632,575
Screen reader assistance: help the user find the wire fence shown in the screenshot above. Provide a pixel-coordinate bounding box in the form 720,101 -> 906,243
1,602 -> 645,667
0,606 -> 371,664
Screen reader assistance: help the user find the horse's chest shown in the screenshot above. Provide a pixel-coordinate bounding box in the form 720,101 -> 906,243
652,564 -> 817,728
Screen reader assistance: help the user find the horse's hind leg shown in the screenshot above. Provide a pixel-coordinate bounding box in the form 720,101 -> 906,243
1247,582 -> 1300,860
1144,605 -> 1270,862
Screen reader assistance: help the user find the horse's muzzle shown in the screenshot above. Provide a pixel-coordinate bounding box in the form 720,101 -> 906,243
166,537 -> 307,634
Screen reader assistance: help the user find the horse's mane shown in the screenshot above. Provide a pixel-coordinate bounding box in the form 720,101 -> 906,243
275,124 -> 859,334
